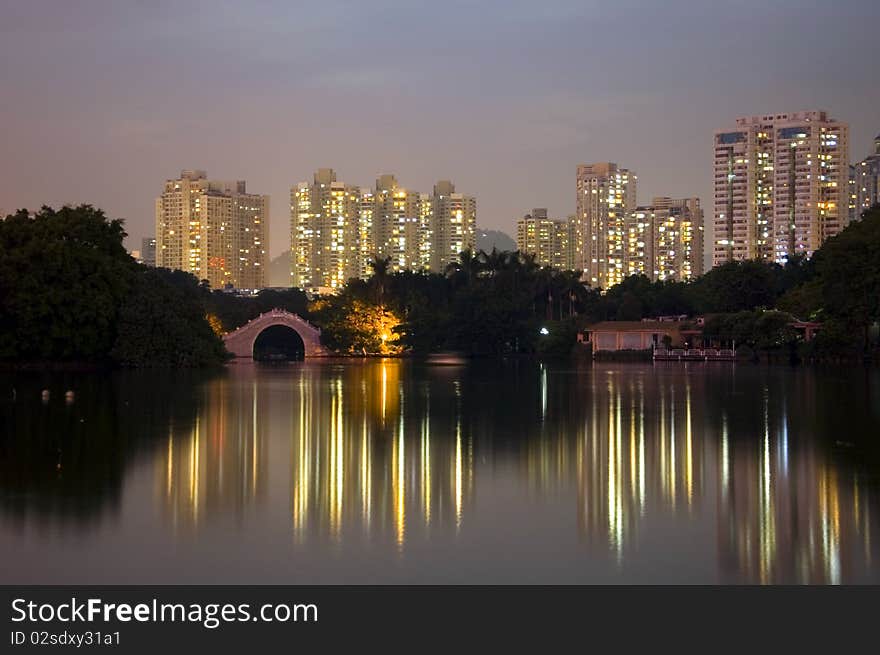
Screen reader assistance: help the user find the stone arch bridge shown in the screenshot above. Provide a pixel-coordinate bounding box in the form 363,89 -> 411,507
223,309 -> 330,358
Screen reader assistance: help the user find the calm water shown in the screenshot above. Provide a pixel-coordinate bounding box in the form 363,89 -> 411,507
1,360 -> 878,584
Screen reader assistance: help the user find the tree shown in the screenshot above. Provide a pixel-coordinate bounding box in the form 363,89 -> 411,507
367,255 -> 392,305
0,206 -> 133,361
111,268 -> 228,366
0,204 -> 228,366
615,292 -> 644,321
445,249 -> 483,287
813,206 -> 880,352
689,260 -> 782,313
308,295 -> 402,355
702,310 -> 797,354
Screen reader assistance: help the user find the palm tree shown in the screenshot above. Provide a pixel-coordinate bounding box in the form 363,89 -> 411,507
558,269 -> 587,318
368,255 -> 391,305
530,266 -> 554,318
445,248 -> 483,286
482,247 -> 511,277
517,251 -> 539,274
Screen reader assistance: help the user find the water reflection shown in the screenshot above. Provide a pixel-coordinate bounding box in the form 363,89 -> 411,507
160,378 -> 268,530
574,376 -> 707,560
154,362 -> 474,546
1,361 -> 877,583
0,370 -> 210,528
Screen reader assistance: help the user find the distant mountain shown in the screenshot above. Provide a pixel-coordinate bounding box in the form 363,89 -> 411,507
267,251 -> 292,287
477,229 -> 516,253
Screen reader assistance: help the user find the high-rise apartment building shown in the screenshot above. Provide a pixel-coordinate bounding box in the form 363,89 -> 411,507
629,197 -> 704,282
372,174 -> 431,273
575,163 -> 637,288
291,168 -> 360,291
156,170 -> 267,289
430,180 -> 476,272
849,134 -> 880,221
713,110 -> 849,267
652,197 -> 704,281
515,208 -> 572,269
291,170 -> 475,289
356,187 -> 376,279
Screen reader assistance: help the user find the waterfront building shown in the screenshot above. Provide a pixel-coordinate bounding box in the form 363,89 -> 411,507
515,208 -> 572,269
850,133 -> 880,222
582,320 -> 696,353
712,110 -> 849,267
156,170 -> 268,289
575,162 -> 637,288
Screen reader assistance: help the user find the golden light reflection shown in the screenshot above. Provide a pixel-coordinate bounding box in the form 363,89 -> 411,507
575,371 -> 706,557
285,361 -> 473,550
158,380 -> 266,532
151,362 -> 876,583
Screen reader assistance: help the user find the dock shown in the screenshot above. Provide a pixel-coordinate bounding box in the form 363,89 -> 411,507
653,348 -> 735,362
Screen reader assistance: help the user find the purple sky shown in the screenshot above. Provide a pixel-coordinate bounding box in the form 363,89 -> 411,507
1,0 -> 879,258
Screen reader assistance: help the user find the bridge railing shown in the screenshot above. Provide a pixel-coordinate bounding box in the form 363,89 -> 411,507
223,308 -> 321,338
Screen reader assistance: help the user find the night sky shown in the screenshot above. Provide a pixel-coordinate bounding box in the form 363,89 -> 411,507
1,0 -> 878,257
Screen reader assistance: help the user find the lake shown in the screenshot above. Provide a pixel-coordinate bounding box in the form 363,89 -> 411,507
1,360 -> 878,584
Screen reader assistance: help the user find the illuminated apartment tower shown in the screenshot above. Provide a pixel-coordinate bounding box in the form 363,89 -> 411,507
713,110 -> 849,267
629,198 -> 704,282
356,188 -> 376,279
516,208 -> 572,269
431,180 -> 476,272
372,174 -> 430,272
849,134 -> 880,221
290,168 -> 360,291
575,163 -> 637,288
156,170 -> 267,289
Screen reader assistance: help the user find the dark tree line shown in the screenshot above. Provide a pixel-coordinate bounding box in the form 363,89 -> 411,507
312,250 -> 595,357
0,205 -> 227,366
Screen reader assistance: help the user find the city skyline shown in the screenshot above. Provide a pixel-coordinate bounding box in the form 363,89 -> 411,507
2,1 -> 879,262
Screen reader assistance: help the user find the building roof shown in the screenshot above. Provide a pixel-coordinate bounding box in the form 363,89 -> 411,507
585,321 -> 687,332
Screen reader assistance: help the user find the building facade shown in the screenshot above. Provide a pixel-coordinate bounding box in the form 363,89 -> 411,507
515,208 -> 572,269
575,162 -> 637,289
849,134 -> 880,222
291,168 -> 360,291
291,170 -> 476,289
648,197 -> 704,281
156,170 -> 267,289
372,174 -> 431,273
619,197 -> 704,283
430,180 -> 477,272
713,110 -> 849,267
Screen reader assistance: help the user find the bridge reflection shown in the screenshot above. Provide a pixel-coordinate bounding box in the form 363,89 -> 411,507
152,361 -> 877,583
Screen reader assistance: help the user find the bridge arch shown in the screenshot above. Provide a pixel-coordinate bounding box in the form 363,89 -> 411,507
223,309 -> 330,359
252,324 -> 305,361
